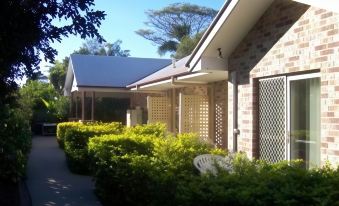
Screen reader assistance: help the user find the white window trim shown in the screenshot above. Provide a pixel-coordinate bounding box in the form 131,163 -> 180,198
286,72 -> 320,162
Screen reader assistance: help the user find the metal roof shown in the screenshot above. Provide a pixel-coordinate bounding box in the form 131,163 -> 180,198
70,54 -> 171,88
128,56 -> 191,88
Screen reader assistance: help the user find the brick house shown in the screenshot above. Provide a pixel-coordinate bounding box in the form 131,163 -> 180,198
183,0 -> 339,168
65,0 -> 339,168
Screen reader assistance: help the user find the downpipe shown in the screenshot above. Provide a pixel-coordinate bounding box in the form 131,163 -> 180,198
232,70 -> 239,153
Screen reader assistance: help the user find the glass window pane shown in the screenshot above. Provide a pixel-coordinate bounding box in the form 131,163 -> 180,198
290,77 -> 320,168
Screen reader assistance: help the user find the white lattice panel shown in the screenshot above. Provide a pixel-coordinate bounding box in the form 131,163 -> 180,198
147,96 -> 170,126
179,94 -> 209,141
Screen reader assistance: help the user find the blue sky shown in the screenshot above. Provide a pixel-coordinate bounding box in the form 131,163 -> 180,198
40,0 -> 225,72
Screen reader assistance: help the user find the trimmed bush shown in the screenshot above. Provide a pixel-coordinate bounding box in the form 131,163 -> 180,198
88,132 -> 224,205
88,126 -> 339,205
56,122 -> 82,148
63,122 -> 123,174
88,134 -> 155,205
124,123 -> 167,138
175,158 -> 339,206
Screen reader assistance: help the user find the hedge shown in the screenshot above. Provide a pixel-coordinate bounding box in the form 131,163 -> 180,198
56,122 -> 82,148
88,129 -> 339,205
88,132 -> 225,205
61,122 -> 123,174
0,107 -> 31,182
123,123 -> 167,138
175,158 -> 339,206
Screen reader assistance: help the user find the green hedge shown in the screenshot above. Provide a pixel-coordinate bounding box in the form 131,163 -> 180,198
62,122 -> 123,174
88,132 -> 225,205
56,122 -> 82,148
123,123 -> 167,138
0,106 -> 31,182
176,158 -> 339,205
88,128 -> 339,205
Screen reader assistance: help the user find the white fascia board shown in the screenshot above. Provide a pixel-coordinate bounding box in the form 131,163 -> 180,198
293,0 -> 339,13
176,72 -> 209,81
76,87 -> 129,93
139,79 -> 172,89
189,0 -> 239,70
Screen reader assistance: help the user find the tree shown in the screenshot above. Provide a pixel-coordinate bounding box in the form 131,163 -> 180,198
19,80 -> 69,124
75,39 -> 130,57
174,32 -> 204,59
49,57 -> 69,94
136,3 -> 217,56
0,0 -> 106,102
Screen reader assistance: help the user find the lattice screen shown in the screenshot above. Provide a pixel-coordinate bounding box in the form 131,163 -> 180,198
259,77 -> 286,163
179,94 -> 209,141
147,96 -> 170,126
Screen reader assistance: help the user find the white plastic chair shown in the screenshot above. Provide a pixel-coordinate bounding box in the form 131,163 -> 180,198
193,154 -> 234,175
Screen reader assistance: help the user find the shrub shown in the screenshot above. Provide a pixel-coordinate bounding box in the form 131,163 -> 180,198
175,157 -> 339,206
124,123 -> 167,138
0,106 -> 31,182
56,122 -> 82,148
88,134 -> 155,205
88,125 -> 339,206
88,132 -> 223,205
63,122 -> 123,174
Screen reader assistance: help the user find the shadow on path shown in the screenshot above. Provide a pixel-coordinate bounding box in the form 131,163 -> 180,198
26,136 -> 101,206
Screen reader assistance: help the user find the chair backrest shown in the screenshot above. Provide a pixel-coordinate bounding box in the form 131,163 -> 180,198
193,154 -> 234,175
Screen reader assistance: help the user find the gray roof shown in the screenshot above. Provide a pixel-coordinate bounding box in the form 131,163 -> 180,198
70,54 -> 171,88
128,56 -> 190,88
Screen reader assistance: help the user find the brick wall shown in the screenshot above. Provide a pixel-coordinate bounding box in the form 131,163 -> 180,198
213,81 -> 228,149
228,0 -> 339,165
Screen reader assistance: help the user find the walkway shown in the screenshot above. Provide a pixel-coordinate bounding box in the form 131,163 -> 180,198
26,136 -> 101,206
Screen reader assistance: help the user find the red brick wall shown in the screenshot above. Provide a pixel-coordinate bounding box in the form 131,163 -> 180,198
228,0 -> 339,165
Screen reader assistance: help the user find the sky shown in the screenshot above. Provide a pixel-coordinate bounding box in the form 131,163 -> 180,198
40,0 -> 225,73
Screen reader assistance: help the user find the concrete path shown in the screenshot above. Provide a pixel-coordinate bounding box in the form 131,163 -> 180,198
26,136 -> 101,206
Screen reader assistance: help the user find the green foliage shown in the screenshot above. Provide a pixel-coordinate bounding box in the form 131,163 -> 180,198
174,32 -> 204,59
49,58 -> 69,94
74,39 -> 130,57
124,123 -> 167,138
56,122 -> 83,148
88,130 -> 222,205
175,157 -> 339,206
88,134 -> 155,205
0,0 -> 105,100
86,124 -> 339,205
0,105 -> 31,182
136,3 -> 217,55
19,80 -> 69,125
61,122 -> 123,174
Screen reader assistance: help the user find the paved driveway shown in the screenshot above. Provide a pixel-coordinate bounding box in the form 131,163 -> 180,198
26,136 -> 101,206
